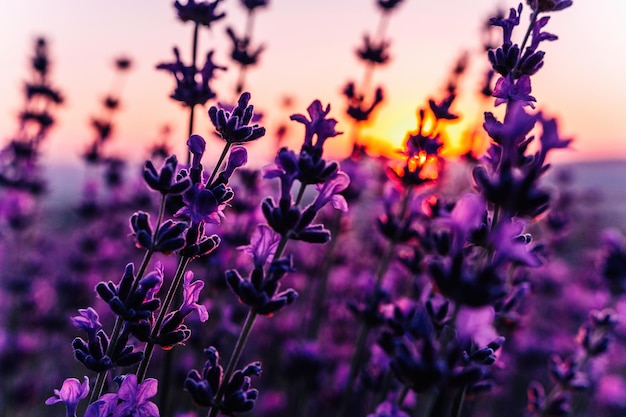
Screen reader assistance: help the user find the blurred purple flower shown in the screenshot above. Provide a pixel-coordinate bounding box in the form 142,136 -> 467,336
357,35 -> 390,65
377,0 -> 404,12
290,100 -> 342,150
241,0 -> 269,11
45,376 -> 90,417
156,48 -> 226,108
174,0 -> 226,27
226,27 -> 265,67
490,219 -> 541,267
538,113 -> 572,154
429,95 -> 459,120
367,401 -> 409,417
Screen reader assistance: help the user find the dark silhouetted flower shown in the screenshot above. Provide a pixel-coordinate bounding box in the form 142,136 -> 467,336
527,0 -> 573,13
175,0 -> 226,27
377,0 -> 404,12
241,0 -> 269,10
357,35 -> 390,65
226,27 -> 265,67
157,48 -> 226,107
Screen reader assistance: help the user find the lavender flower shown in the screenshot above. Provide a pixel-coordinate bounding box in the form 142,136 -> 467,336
208,92 -> 266,143
45,376 -> 90,417
226,27 -> 265,67
527,0 -> 573,13
174,0 -> 226,27
179,270 -> 209,322
85,374 -> 159,417
156,48 -> 226,108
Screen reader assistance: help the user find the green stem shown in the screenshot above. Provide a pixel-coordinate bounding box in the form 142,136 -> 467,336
207,310 -> 258,417
207,142 -> 232,187
136,256 -> 191,382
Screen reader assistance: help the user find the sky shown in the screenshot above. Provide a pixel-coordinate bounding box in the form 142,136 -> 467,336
1,0 -> 626,168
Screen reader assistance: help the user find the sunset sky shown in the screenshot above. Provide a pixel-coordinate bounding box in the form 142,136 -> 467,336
1,0 -> 625,167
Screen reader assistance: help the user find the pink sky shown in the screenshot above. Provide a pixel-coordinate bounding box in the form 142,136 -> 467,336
1,0 -> 625,167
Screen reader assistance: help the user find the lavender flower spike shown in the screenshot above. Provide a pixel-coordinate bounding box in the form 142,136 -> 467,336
290,100 -> 342,151
45,376 -> 90,417
208,92 -> 266,143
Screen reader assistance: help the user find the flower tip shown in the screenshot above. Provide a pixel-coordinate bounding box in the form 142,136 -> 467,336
187,134 -> 206,156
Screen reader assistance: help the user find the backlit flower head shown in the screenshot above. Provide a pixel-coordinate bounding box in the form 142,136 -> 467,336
290,100 -> 342,151
46,376 -> 90,417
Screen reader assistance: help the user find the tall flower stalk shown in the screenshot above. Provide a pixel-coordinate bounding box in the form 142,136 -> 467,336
158,0 -> 227,165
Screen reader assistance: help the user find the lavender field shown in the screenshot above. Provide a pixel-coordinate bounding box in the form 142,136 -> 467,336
2,1 -> 626,417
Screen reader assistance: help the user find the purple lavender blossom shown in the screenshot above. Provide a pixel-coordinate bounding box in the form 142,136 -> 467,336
208,92 -> 266,143
237,224 -> 280,268
179,270 -> 209,322
311,171 -> 350,213
71,307 -> 102,333
176,183 -> 221,224
492,75 -> 536,108
290,100 -> 342,151
45,376 -> 90,417
357,35 -> 390,65
226,27 -> 265,67
85,374 -> 159,417
489,4 -> 522,45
